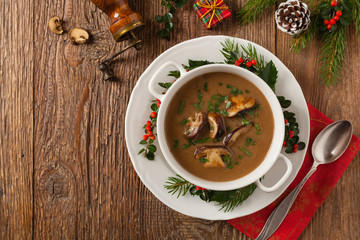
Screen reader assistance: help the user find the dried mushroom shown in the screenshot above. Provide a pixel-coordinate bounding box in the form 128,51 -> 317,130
226,95 -> 256,117
194,145 -> 233,168
69,28 -> 89,44
208,113 -> 226,140
48,16 -> 63,35
184,111 -> 208,139
223,123 -> 253,146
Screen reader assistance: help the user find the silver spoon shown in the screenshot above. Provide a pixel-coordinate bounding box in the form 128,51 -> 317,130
256,120 -> 353,240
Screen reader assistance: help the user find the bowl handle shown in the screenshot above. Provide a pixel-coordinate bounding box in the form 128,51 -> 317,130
255,153 -> 293,192
148,61 -> 187,101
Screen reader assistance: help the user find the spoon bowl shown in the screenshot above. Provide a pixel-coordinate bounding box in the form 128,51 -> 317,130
312,120 -> 353,164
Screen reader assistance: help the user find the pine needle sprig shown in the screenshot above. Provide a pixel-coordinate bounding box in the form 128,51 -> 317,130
216,183 -> 257,212
164,174 -> 193,198
318,26 -> 346,87
351,0 -> 360,40
240,44 -> 266,69
290,14 -> 320,53
220,38 -> 240,64
237,0 -> 278,25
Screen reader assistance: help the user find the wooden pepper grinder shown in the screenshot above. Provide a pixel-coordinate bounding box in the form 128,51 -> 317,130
91,0 -> 145,80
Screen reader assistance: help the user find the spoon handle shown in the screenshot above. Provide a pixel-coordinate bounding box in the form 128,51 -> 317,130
256,164 -> 318,240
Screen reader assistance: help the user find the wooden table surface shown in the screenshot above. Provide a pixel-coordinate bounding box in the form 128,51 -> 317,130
1,0 -> 359,239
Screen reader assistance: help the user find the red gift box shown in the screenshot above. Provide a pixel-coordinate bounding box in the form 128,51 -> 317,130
193,0 -> 231,29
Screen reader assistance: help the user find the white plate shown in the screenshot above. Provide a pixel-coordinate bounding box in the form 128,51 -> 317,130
125,36 -> 310,220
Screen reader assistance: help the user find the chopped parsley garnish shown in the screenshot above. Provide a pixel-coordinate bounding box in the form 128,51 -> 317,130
218,82 -> 223,86
241,147 -> 252,157
203,82 -> 208,92
225,101 -> 232,109
245,137 -> 253,147
180,119 -> 190,125
245,89 -> 249,93
178,101 -> 185,114
254,122 -> 260,134
194,137 -> 210,143
193,103 -> 201,111
173,140 -> 179,150
199,158 -> 209,163
237,155 -> 243,159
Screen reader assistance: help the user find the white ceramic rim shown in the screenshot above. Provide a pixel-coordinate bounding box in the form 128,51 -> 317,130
154,64 -> 285,191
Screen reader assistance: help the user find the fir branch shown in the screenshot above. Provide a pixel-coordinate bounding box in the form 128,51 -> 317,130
212,183 -> 257,212
319,26 -> 346,86
290,14 -> 320,53
351,0 -> 360,40
164,174 -> 192,198
240,44 -> 265,69
220,38 -> 240,64
237,0 -> 278,25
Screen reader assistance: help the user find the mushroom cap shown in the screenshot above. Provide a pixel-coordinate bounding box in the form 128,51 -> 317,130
48,16 -> 63,35
184,111 -> 208,139
69,28 -> 89,44
194,145 -> 233,168
226,95 -> 256,117
223,123 -> 253,146
208,113 -> 226,140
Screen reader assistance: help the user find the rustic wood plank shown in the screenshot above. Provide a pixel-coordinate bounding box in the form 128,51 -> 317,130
275,21 -> 360,240
0,0 -> 34,239
2,0 -> 357,239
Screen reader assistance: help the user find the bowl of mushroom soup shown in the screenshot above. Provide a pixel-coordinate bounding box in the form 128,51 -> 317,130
148,62 -> 292,191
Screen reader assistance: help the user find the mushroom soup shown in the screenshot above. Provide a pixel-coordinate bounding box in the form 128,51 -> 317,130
165,72 -> 274,182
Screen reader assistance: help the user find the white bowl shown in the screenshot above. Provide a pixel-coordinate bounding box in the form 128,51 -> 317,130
148,62 -> 292,191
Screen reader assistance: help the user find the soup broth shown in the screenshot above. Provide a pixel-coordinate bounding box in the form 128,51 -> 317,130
165,72 -> 274,182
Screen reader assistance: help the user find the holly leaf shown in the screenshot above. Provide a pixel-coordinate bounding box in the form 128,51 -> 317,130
183,59 -> 215,71
258,60 -> 278,92
158,82 -> 173,89
168,70 -> 180,78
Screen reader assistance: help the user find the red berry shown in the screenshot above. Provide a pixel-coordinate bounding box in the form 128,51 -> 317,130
200,187 -> 206,190
143,135 -> 149,141
324,20 -> 329,25
195,186 -> 201,191
336,11 -> 342,16
251,60 -> 257,65
238,58 -> 244,63
293,148 -> 298,153
157,102 -> 161,108
334,16 -> 339,21
330,19 -> 336,25
156,98 -> 161,103
246,62 -> 252,67
174,80 -> 176,82
289,130 -> 294,138
145,126 -> 151,131
148,131 -> 153,136
283,141 -> 287,147
285,119 -> 288,124
327,24 -> 332,30
235,61 -> 240,66
331,1 -> 337,7
150,135 -> 156,140
150,112 -> 157,118
294,144 -> 299,149
146,121 -> 151,126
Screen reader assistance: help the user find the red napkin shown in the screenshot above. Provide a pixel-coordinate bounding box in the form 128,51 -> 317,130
227,103 -> 360,240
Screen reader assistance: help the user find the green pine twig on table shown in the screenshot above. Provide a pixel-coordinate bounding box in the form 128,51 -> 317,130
237,0 -> 278,25
318,26 -> 346,87
351,0 -> 360,40
290,14 -> 320,53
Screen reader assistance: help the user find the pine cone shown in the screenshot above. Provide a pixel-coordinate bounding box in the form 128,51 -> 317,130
275,0 -> 311,35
